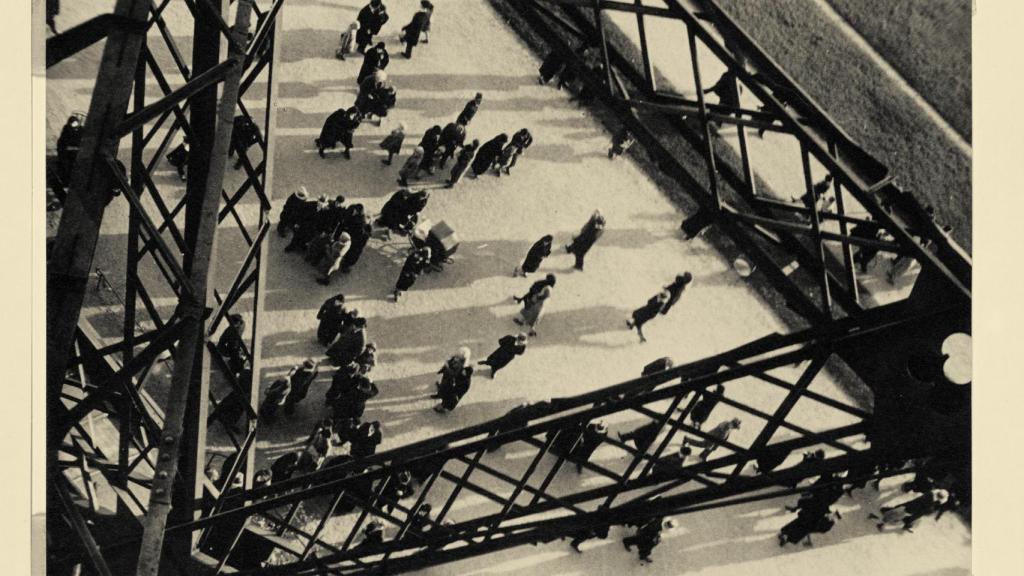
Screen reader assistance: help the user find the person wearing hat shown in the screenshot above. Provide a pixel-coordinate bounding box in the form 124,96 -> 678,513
660,272 -> 693,316
514,235 -> 554,277
397,147 -> 425,187
779,507 -> 839,547
358,520 -> 385,548
378,123 -> 406,165
478,333 -> 529,378
456,93 -> 483,127
470,133 -> 508,177
434,347 -> 470,394
277,186 -> 313,237
350,420 -> 383,459
327,316 -> 368,367
446,139 -> 478,188
217,314 -> 249,376
317,231 -> 352,285
316,293 -> 349,346
316,106 -> 362,159
258,377 -> 291,423
354,342 -> 377,375
399,1 -> 431,58
437,121 -> 467,170
565,210 -> 606,271
357,41 -> 390,84
355,1 -> 389,55
283,358 -> 320,415
393,245 -> 431,302
433,365 -> 473,413
514,275 -> 554,337
567,421 -> 608,473
618,419 -> 662,453
513,273 -> 556,306
379,469 -> 415,512
328,371 -> 378,422
415,125 -> 443,177
689,383 -> 724,430
683,417 -> 741,461
626,290 -> 670,343
623,516 -> 676,564
501,128 -> 534,176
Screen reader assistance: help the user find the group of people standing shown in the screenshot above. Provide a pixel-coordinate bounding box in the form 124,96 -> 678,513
278,188 -> 373,285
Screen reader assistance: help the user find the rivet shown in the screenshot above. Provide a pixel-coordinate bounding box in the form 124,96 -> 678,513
157,471 -> 169,479
163,436 -> 175,445
160,454 -> 171,462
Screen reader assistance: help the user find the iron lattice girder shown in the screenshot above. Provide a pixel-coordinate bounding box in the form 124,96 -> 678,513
143,304 -> 949,574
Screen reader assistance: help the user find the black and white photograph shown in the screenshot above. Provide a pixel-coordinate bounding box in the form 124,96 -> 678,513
29,0 -> 1006,574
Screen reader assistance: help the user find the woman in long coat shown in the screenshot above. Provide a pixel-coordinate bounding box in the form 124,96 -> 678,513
470,134 -> 508,176
393,247 -> 430,301
434,365 -> 472,413
416,125 -> 443,176
565,210 -> 606,271
327,317 -> 367,367
399,3 -> 430,58
660,272 -> 693,316
316,107 -> 361,159
397,146 -> 425,186
378,123 -> 406,165
626,290 -> 670,343
447,139 -> 478,187
514,235 -> 553,277
339,209 -> 372,273
317,232 -> 352,285
515,283 -> 551,336
478,333 -> 528,378
437,121 -> 466,168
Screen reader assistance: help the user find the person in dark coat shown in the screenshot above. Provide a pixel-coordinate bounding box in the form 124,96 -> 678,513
217,314 -> 249,376
689,383 -> 724,430
393,246 -> 431,301
871,488 -> 949,532
437,121 -> 467,169
456,93 -> 483,127
350,420 -> 383,459
229,114 -> 261,169
356,69 -> 390,114
477,333 -> 528,378
353,342 -> 377,375
568,421 -> 607,473
660,272 -> 693,316
166,137 -> 189,181
618,419 -> 661,452
327,317 -> 368,367
447,139 -> 478,187
379,469 -> 415,513
328,372 -> 378,421
358,520 -> 385,548
358,41 -> 390,84
55,115 -> 84,195
46,0 -> 60,33
339,208 -> 372,273
283,358 -> 319,415
277,186 -> 312,237
286,195 -> 329,253
779,508 -> 839,547
258,377 -> 291,423
513,273 -> 556,306
270,451 -> 301,485
627,290 -> 670,343
399,1 -> 431,58
501,128 -> 534,175
514,235 -> 554,277
538,50 -> 566,85
355,1 -> 389,54
207,369 -> 251,434
433,366 -> 473,413
568,524 -> 609,553
416,125 -> 443,177
316,294 -> 351,346
470,134 -> 508,176
316,107 -> 362,159
564,210 -> 605,271
378,123 -> 406,165
623,517 -> 676,564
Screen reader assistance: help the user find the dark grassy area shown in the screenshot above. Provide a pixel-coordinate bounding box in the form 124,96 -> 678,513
715,0 -> 972,254
826,0 -> 971,141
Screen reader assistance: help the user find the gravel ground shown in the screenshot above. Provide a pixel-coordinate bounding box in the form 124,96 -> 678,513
45,0 -> 970,574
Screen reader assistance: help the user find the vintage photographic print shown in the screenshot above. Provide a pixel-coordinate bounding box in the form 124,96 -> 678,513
41,0 -> 972,574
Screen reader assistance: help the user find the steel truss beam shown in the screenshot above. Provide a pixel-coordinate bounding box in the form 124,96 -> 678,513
47,0 -> 283,573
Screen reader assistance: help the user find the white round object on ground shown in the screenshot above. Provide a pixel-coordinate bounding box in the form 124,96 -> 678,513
941,332 -> 972,385
733,257 -> 754,278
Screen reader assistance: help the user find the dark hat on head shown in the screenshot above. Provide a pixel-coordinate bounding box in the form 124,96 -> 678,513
228,313 -> 244,324
591,421 -> 608,434
399,470 -> 412,483
545,273 -> 557,286
680,272 -> 693,284
474,92 -> 483,100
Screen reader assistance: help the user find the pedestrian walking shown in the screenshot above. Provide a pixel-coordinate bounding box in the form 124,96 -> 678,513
379,470 -> 415,512
399,1 -> 431,59
358,520 -> 385,548
316,107 -> 362,159
357,42 -> 390,85
316,294 -> 350,346
283,359 -> 319,415
217,314 -> 249,376
478,333 -> 529,378
626,290 -> 670,343
683,417 -> 741,461
568,524 -> 608,553
258,377 -> 291,423
350,420 -> 383,459
456,93 -> 483,127
336,21 -> 359,60
514,275 -> 554,336
229,115 -> 261,169
326,317 -> 368,367
437,121 -> 467,169
514,235 -> 554,277
339,207 -> 372,273
513,273 -> 556,306
317,232 -> 352,285
618,419 -> 661,452
608,127 -> 635,159
435,348 -> 470,395
166,137 -> 189,181
378,123 -> 406,165
689,383 -> 724,430
623,517 -> 676,564
416,125 -> 443,177
397,146 -> 425,186
447,139 -> 478,187
277,186 -> 312,237
870,488 -> 949,532
393,246 -> 431,301
470,134 -> 508,177
500,128 -> 533,175
355,0 -> 389,54
433,365 -> 473,413
779,508 -> 839,547
660,272 -> 693,316
568,421 -> 607,473
564,210 -> 605,271
329,374 -> 378,422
